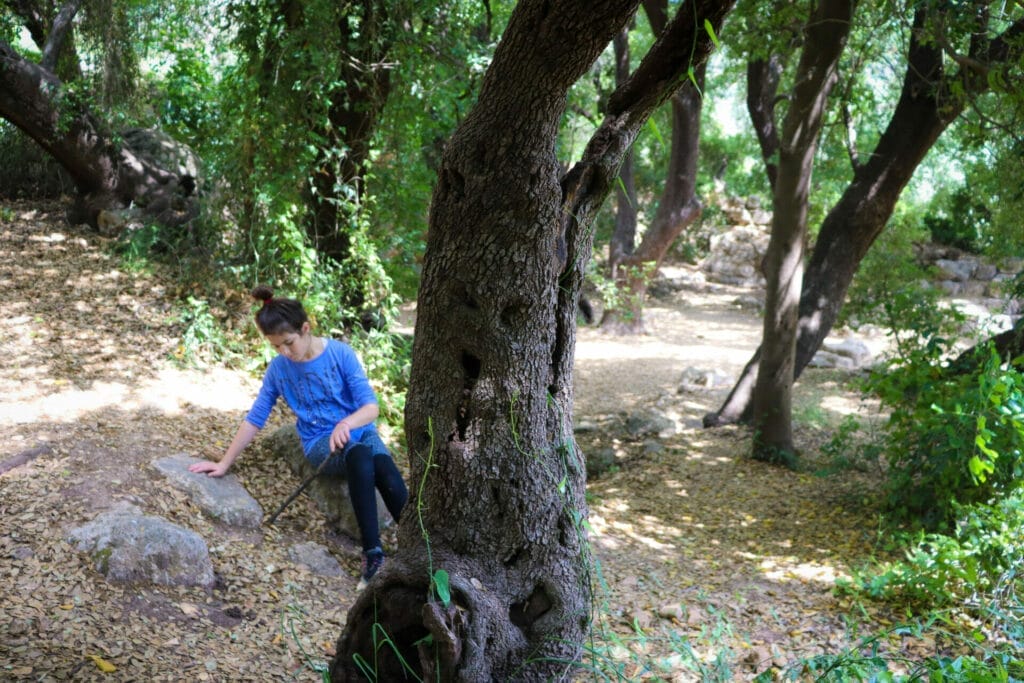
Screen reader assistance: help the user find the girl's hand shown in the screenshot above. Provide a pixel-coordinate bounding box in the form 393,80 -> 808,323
189,460 -> 229,477
330,420 -> 352,452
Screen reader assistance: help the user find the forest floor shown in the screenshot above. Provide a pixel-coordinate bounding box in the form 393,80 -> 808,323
0,200 -> 976,682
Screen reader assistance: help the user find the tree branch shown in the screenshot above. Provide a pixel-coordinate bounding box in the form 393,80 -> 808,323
40,0 -> 83,71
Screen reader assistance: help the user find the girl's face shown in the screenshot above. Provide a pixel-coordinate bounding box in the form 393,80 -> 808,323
264,322 -> 314,362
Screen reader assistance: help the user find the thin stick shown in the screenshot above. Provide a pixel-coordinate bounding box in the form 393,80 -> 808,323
266,448 -> 342,526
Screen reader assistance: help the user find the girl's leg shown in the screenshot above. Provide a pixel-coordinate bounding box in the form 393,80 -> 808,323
343,443 -> 380,552
373,454 -> 408,523
358,429 -> 409,522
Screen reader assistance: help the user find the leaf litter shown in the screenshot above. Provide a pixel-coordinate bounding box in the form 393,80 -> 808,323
0,201 -> 981,681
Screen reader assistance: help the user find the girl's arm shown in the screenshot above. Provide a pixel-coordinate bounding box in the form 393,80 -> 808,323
189,420 -> 261,477
329,402 -> 380,452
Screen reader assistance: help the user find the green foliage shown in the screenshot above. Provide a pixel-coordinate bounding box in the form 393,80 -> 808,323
818,414 -> 884,475
923,186 -> 993,254
761,612 -> 1023,681
867,347 -> 1024,531
172,295 -> 242,367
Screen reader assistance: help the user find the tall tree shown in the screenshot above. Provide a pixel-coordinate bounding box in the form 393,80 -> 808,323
705,3 -> 1024,428
600,0 -> 706,333
330,0 -> 734,679
750,0 -> 854,462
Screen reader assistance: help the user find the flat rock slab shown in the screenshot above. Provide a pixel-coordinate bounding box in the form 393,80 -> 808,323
152,453 -> 264,528
67,503 -> 214,587
289,542 -> 343,577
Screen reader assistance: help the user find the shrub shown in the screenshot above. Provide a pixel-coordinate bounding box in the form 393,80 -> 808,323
869,348 -> 1024,531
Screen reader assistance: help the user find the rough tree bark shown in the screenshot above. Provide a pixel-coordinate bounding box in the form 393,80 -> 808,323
330,0 -> 734,680
0,29 -> 196,231
704,7 -> 1024,428
750,0 -> 853,462
600,0 -> 705,334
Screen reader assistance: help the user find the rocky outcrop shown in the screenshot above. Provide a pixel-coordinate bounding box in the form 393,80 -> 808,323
917,243 -> 1021,301
289,542 -> 344,577
699,196 -> 771,287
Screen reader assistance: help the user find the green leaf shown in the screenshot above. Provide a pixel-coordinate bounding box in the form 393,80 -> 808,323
704,19 -> 720,49
645,117 -> 664,146
432,569 -> 451,607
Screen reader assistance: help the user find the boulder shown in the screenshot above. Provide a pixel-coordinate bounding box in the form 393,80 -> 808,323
152,453 -> 264,528
820,338 -> 873,367
585,446 -> 617,478
678,366 -> 733,392
67,504 -> 214,587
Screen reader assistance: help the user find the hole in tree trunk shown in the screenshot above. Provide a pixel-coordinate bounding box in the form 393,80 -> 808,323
509,584 -> 553,632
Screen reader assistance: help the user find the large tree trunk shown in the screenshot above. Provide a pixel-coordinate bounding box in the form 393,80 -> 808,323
600,0 -> 704,334
750,0 -> 852,463
0,40 -> 197,230
705,9 -> 1024,428
330,1 -> 734,679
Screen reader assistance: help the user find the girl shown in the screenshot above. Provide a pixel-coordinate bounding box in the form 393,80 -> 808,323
189,285 -> 408,589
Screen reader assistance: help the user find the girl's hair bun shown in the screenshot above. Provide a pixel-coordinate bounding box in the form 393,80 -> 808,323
251,285 -> 274,303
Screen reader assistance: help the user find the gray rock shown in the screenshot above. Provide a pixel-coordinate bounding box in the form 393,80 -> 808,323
939,280 -> 964,296
67,504 -> 214,587
678,366 -> 732,391
975,263 -> 999,281
808,351 -> 857,370
935,258 -> 976,282
961,281 -> 988,298
586,447 -> 617,478
152,453 -> 264,528
642,440 -> 664,455
263,425 -> 390,541
821,338 -> 872,367
625,410 -> 677,438
289,542 -> 343,577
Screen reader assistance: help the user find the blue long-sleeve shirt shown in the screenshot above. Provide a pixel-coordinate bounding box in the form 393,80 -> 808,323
246,338 -> 378,454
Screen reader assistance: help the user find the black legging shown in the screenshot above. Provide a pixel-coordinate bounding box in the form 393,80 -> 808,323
344,444 -> 408,552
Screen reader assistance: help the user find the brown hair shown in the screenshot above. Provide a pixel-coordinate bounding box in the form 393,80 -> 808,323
252,285 -> 309,335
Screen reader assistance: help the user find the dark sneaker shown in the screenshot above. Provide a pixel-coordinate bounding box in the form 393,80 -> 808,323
357,548 -> 385,590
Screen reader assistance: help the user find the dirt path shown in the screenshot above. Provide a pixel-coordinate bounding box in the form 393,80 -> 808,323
1,202 -> 918,681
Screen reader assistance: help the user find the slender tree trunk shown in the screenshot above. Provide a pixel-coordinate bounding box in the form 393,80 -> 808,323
307,0 -> 398,268
600,0 -> 705,334
745,54 -> 783,191
331,1 -> 734,679
705,9 -> 1024,428
608,28 -> 637,279
750,0 -> 852,463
